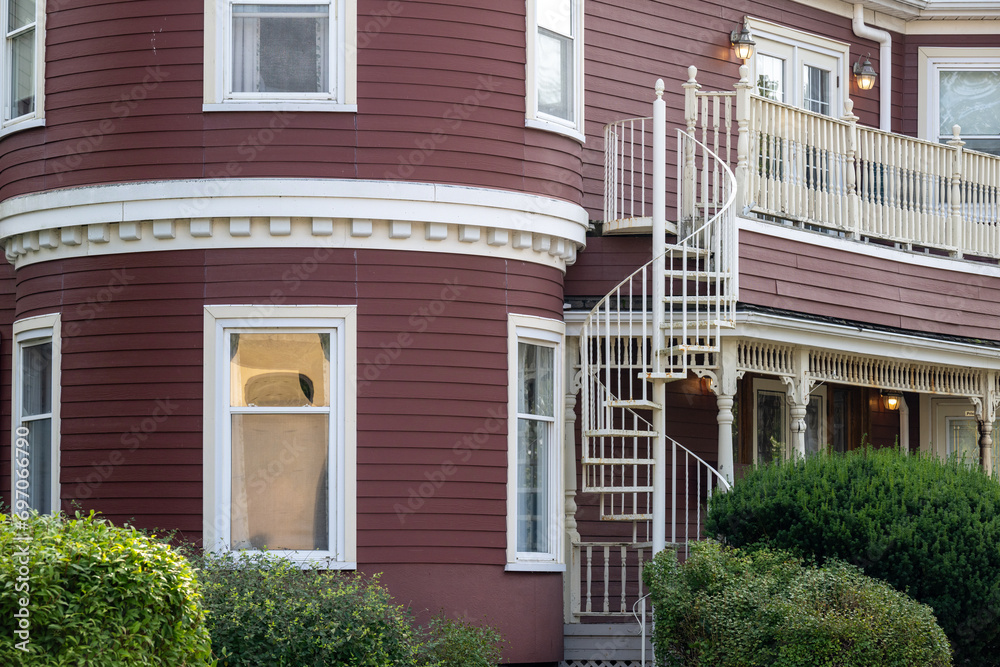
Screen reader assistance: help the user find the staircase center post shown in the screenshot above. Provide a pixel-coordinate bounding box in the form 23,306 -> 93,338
652,79 -> 667,555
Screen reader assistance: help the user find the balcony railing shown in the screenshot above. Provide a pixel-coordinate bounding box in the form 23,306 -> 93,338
607,65 -> 1000,262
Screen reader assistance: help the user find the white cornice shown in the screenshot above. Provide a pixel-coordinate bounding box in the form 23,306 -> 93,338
0,179 -> 589,270
731,311 -> 1000,368
786,0 -> 1000,26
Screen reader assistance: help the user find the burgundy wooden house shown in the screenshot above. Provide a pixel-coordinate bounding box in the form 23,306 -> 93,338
1,0 -> 999,664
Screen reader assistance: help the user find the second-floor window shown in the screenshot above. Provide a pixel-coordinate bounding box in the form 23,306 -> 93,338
2,0 -> 43,133
920,49 -> 1000,156
527,0 -> 584,140
205,0 -> 357,111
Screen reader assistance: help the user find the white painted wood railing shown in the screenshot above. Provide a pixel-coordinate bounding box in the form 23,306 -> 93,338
605,117 -> 653,224
571,436 -> 730,617
572,541 -> 652,617
604,65 -> 1000,261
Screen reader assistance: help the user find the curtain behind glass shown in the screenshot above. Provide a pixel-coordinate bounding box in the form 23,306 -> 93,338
231,413 -> 329,550
233,5 -> 329,93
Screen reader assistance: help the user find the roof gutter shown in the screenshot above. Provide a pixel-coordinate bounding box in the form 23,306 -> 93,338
852,4 -> 891,131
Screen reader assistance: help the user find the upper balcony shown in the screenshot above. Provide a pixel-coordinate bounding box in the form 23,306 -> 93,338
605,65 -> 1000,264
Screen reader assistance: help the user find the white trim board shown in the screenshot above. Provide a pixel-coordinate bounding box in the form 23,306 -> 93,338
739,215 -> 1000,279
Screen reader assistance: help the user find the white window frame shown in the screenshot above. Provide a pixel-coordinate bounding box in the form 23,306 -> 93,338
11,313 -> 60,514
745,18 -> 848,118
202,305 -> 357,568
506,314 -> 565,572
752,378 -> 827,462
525,0 -> 585,142
918,48 -> 1000,148
204,0 -> 357,112
1,0 -> 45,136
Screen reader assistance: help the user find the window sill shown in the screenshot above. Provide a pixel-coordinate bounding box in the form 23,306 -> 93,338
525,117 -> 586,143
204,102 -> 358,113
505,561 -> 566,572
0,117 -> 45,139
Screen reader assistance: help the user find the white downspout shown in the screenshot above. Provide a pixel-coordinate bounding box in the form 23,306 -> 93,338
853,4 -> 891,132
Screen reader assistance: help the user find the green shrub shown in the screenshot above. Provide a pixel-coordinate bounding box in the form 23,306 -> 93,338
420,615 -> 504,667
706,447 -> 1000,665
643,540 -> 951,667
196,551 -> 422,666
0,511 -> 213,666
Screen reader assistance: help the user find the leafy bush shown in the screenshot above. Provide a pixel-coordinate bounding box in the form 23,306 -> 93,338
420,615 -> 504,667
195,551 -> 503,666
196,551 -> 419,666
706,447 -> 1000,665
643,540 -> 951,667
0,511 -> 212,666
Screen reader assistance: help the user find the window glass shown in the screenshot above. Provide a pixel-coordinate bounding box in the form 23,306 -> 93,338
516,417 -> 549,553
939,70 -> 1000,154
516,341 -> 555,556
756,388 -> 784,463
230,332 -> 330,407
18,339 -> 53,513
231,413 -> 329,550
5,0 -> 35,122
531,0 -> 579,128
518,343 -> 554,417
756,54 -> 784,102
537,30 -> 572,120
804,395 -> 824,456
803,65 -> 830,116
232,4 -> 330,94
228,330 -> 334,553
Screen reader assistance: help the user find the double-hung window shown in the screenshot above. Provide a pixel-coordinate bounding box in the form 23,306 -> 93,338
204,305 -> 357,567
12,314 -> 60,514
919,49 -> 1000,156
2,0 -> 44,134
526,0 -> 584,140
204,0 -> 357,111
506,314 -> 564,571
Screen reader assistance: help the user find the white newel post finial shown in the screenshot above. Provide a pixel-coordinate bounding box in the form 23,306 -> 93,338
947,125 -> 965,258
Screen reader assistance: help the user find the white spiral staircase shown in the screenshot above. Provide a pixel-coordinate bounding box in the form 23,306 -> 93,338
580,79 -> 736,554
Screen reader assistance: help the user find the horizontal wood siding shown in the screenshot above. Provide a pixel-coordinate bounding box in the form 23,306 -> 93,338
0,0 -> 582,207
583,0 -> 887,221
7,249 -> 562,563
0,263 -> 15,509
564,235 -> 649,298
740,230 -> 1000,342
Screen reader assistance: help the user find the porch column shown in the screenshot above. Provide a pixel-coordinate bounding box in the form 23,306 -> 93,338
981,370 -> 998,476
784,348 -> 811,461
563,337 -> 582,624
710,339 -> 739,486
981,421 -> 993,476
789,402 -> 808,460
716,394 -> 736,485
